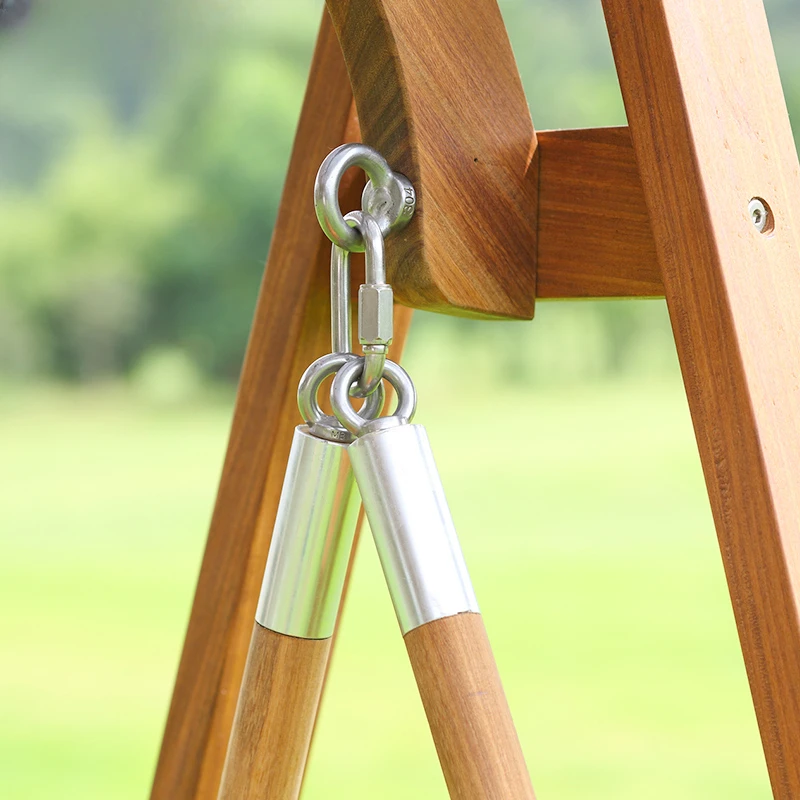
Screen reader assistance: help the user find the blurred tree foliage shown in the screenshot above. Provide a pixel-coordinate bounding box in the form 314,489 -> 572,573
0,0 -> 798,384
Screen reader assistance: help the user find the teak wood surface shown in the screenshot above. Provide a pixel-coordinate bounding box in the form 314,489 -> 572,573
150,12 -> 413,799
326,1 -> 665,315
216,624 -> 331,800
537,127 -> 661,298
602,0 -> 800,795
405,613 -> 535,800
326,0 -> 540,318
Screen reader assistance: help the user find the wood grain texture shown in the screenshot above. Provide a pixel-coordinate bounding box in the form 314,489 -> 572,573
404,613 -> 535,800
217,624 -> 331,800
151,12 -> 413,799
602,1 -> 800,795
537,127 -> 662,298
326,0 -> 538,319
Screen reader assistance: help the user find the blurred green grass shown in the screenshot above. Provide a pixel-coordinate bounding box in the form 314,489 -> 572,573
0,355 -> 772,799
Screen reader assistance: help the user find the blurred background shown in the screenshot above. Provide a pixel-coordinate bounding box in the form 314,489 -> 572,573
1,0 -> 798,797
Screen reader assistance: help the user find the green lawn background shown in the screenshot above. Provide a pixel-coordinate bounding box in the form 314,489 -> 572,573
0,328 -> 772,798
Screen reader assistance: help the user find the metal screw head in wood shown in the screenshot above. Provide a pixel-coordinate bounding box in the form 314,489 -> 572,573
749,197 -> 774,234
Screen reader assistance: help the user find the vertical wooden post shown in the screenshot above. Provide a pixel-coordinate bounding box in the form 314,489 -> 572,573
150,12 -> 413,798
602,1 -> 800,795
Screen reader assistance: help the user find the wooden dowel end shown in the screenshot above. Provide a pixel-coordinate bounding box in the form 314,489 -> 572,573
404,613 -> 535,800
218,623 -> 331,800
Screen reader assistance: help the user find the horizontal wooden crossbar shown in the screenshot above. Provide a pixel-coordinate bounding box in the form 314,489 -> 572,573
537,127 -> 662,299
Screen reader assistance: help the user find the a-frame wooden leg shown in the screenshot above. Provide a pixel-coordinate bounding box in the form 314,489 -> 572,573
602,1 -> 800,795
150,11 -> 412,798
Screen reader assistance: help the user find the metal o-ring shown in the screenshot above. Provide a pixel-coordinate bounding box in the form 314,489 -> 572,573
297,353 -> 385,436
314,144 -> 397,252
330,358 -> 417,437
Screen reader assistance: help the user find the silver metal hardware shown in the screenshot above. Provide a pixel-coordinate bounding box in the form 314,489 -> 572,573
314,143 -> 415,253
331,355 -> 479,634
298,352 -> 385,443
347,423 -> 480,634
258,142 -> 418,640
315,143 -> 415,399
359,288 -> 394,346
330,356 -> 416,437
330,244 -> 351,355
255,426 -> 360,639
362,174 -> 416,239
330,210 -> 393,398
344,210 -> 393,398
309,225 -> 387,442
749,197 -> 774,234
358,343 -> 389,400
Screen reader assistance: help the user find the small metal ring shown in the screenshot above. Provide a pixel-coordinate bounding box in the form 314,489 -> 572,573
314,143 -> 416,252
298,353 -> 385,442
330,357 -> 416,437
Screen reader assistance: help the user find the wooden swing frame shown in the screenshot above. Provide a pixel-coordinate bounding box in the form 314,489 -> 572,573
150,1 -> 800,796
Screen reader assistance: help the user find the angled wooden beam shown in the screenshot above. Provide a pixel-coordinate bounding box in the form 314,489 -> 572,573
326,0 -> 539,319
602,0 -> 800,795
150,12 -> 413,799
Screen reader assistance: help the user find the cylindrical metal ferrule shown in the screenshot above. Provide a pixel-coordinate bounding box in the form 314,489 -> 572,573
348,423 -> 479,634
255,425 -> 360,639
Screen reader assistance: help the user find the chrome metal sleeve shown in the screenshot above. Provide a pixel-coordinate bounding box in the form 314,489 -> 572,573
348,423 -> 479,634
255,425 -> 360,639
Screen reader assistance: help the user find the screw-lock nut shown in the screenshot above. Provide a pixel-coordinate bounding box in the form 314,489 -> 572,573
358,284 -> 394,346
